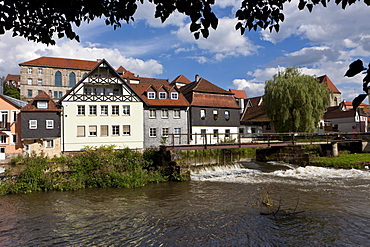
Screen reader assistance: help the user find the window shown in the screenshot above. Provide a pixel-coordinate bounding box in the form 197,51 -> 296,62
55,71 -> 62,86
122,106 -> 130,116
69,72 -> 76,87
171,92 -> 178,99
200,109 -> 206,119
46,120 -> 54,129
161,109 -> 168,118
37,79 -> 42,86
112,105 -> 119,116
0,135 -> 7,144
38,68 -> 42,75
148,92 -> 155,99
174,109 -> 180,118
174,128 -> 181,137
29,120 -> 37,129
105,88 -> 112,95
37,101 -> 48,109
83,73 -> 87,78
77,126 -> 85,137
100,125 -> 108,136
225,129 -> 230,138
11,134 -> 17,144
112,125 -> 120,136
201,129 -> 206,138
89,125 -> 97,136
77,105 -> 85,116
28,90 -> 32,97
149,109 -> 156,118
239,128 -> 244,134
113,89 -> 120,95
213,129 -> 219,138
12,111 -> 17,123
162,128 -> 169,137
45,140 -> 54,149
159,92 -> 166,99
27,78 -> 32,85
28,68 -> 32,74
95,88 -> 103,95
54,91 -> 63,99
225,110 -> 230,120
149,128 -> 157,137
122,125 -> 130,135
38,90 -> 42,95
213,110 -> 218,120
101,105 -> 108,116
89,105 -> 97,116
85,88 -> 93,95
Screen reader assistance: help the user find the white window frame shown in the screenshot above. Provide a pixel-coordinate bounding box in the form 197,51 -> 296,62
122,106 -> 130,116
159,92 -> 167,99
45,139 -> 54,149
112,125 -> 120,136
162,128 -> 169,137
173,109 -> 180,119
171,92 -> 178,99
11,134 -> 17,145
28,68 -> 32,74
29,120 -> 37,129
11,111 -> 18,123
89,105 -> 97,116
77,105 -> 85,116
200,109 -> 206,119
149,127 -> 157,137
100,125 -> 109,136
38,68 -> 43,75
77,126 -> 85,137
0,135 -> 7,144
148,92 -> 155,99
122,125 -> 130,135
100,105 -> 108,116
37,79 -> 42,86
161,109 -> 169,118
27,78 -> 32,85
89,125 -> 97,136
149,109 -> 156,118
46,120 -> 54,129
37,101 -> 48,109
174,128 -> 181,137
112,105 -> 119,116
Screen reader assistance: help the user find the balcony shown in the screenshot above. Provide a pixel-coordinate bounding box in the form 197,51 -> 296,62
0,122 -> 10,130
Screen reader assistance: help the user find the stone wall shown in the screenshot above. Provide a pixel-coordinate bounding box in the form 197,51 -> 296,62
256,146 -> 310,166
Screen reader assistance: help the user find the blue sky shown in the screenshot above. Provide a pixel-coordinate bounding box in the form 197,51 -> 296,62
1,0 -> 370,102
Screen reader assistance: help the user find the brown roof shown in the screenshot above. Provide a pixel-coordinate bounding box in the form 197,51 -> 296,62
341,101 -> 369,109
138,77 -> 169,85
180,78 -> 233,96
229,89 -> 247,99
317,75 -> 341,94
171,75 -> 192,85
5,74 -> 20,82
21,91 -> 59,112
19,57 -> 98,70
190,92 -> 240,109
324,106 -> 355,119
247,96 -> 263,107
241,106 -> 270,123
116,66 -> 138,79
130,84 -> 189,107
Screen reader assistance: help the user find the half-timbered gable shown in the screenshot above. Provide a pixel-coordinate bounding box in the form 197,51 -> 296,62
59,59 -> 144,152
131,83 -> 189,148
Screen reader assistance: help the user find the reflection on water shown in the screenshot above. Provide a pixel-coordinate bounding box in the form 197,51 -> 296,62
1,161 -> 370,246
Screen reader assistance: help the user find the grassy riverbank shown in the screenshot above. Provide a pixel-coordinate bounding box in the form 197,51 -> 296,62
310,152 -> 370,169
0,146 -> 180,195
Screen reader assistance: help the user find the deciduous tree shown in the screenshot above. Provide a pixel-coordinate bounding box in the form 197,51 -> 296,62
264,67 -> 330,133
0,0 -> 367,45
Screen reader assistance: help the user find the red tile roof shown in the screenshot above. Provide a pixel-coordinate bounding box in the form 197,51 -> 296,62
241,106 -> 270,122
324,106 -> 355,119
229,89 -> 247,99
19,57 -> 98,70
190,92 -> 240,108
130,84 -> 189,107
247,96 -> 263,107
180,77 -> 233,96
21,91 -> 59,112
138,77 -> 169,85
116,66 -> 138,79
341,101 -> 369,108
5,74 -> 20,82
317,75 -> 341,94
171,75 -> 192,85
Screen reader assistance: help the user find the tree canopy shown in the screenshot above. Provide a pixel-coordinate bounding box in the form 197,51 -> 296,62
3,83 -> 20,99
0,0 -> 367,45
264,67 -> 330,133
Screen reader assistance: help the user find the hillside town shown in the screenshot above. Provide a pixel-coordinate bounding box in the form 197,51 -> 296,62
0,56 -> 369,163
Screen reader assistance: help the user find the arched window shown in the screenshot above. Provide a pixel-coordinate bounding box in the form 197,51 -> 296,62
55,71 -> 62,87
334,97 -> 338,106
69,72 -> 76,87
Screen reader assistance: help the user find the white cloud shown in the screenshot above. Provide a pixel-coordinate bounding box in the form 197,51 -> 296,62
175,17 -> 259,62
0,32 -> 163,78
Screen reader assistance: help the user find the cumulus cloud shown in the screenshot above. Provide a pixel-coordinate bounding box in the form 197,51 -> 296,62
0,32 -> 163,78
175,17 -> 259,62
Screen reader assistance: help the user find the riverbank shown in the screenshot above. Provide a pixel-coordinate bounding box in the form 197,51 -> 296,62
0,146 -> 183,195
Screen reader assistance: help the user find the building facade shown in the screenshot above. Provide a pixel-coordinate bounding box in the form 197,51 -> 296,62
59,59 -> 144,152
19,57 -> 99,101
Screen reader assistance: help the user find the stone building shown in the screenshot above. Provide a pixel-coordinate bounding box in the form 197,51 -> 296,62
19,57 -> 99,101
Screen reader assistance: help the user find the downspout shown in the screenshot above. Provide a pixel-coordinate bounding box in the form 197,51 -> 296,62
60,105 -> 65,153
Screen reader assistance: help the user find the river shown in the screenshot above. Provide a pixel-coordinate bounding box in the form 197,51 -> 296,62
0,161 -> 370,246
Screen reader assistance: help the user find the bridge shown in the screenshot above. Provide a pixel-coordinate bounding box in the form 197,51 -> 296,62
163,132 -> 370,154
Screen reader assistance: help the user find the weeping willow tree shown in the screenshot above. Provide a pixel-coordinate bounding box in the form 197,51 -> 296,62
264,67 -> 330,133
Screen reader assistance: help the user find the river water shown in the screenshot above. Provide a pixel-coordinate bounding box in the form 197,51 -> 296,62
1,161 -> 370,246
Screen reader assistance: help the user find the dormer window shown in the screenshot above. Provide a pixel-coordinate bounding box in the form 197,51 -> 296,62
171,92 -> 178,99
159,92 -> 167,99
37,101 -> 48,109
148,92 -> 155,99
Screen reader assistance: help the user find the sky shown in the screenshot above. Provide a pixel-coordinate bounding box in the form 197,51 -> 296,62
1,0 -> 370,102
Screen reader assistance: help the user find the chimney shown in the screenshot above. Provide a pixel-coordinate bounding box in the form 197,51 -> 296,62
195,74 -> 200,82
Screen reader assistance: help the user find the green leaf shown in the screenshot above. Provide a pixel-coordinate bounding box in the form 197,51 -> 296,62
298,0 -> 307,10
194,32 -> 200,40
306,3 -> 313,12
190,22 -> 201,32
364,0 -> 370,5
201,28 -> 209,38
